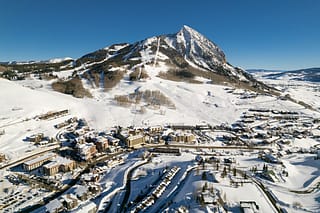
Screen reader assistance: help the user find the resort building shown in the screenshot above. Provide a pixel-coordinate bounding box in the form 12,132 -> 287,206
23,153 -> 56,171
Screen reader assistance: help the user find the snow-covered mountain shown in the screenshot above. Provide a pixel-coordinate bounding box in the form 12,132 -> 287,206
1,25 -> 271,96
166,25 -> 226,69
68,25 -> 269,92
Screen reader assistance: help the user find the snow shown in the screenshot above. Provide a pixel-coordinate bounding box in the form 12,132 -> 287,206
169,25 -> 226,70
48,57 -> 73,64
71,201 -> 96,213
104,43 -> 129,51
251,69 -> 320,111
1,68 -> 318,161
45,199 -> 63,213
1,35 -> 320,212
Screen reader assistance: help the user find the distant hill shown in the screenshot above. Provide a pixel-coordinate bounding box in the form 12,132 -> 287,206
251,68 -> 320,83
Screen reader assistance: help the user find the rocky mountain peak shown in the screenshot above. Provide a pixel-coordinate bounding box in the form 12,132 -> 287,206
168,25 -> 226,70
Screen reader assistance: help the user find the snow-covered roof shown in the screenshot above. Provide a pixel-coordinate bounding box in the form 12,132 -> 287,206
73,201 -> 96,212
43,156 -> 74,168
24,153 -> 56,166
45,199 -> 63,213
74,185 -> 89,197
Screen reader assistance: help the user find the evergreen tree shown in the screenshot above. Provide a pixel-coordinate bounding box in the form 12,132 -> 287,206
221,166 -> 227,178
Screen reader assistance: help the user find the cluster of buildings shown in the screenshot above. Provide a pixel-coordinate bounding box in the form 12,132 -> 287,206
42,167 -> 102,212
44,196 -> 97,213
58,120 -> 197,165
131,166 -> 180,213
12,107 -> 318,213
224,108 -> 317,148
117,125 -> 196,148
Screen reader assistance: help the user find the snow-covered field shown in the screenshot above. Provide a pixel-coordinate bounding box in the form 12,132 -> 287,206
251,70 -> 320,111
0,67 -> 320,212
2,66 -> 317,160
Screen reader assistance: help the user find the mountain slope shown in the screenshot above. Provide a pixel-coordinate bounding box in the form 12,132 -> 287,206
166,25 -> 226,69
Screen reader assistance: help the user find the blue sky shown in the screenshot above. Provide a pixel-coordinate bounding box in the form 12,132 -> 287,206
1,0 -> 319,70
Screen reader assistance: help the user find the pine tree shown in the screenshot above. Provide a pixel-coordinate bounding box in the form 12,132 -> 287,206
221,166 -> 227,178
243,172 -> 247,179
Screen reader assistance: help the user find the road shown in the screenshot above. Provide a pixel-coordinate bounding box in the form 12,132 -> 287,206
119,160 -> 149,212
166,143 -> 267,150
236,169 -> 281,213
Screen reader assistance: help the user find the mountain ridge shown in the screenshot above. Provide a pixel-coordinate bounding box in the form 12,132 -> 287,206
1,25 -> 272,95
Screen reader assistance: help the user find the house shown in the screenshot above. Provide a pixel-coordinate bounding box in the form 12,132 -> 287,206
43,163 -> 59,176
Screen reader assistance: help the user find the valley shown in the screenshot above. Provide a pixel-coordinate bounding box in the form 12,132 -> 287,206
0,26 -> 319,213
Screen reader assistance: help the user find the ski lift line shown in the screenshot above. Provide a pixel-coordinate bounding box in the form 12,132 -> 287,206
153,37 -> 161,67
138,66 -> 142,80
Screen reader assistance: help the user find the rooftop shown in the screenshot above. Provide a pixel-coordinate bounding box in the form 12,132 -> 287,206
24,153 -> 56,166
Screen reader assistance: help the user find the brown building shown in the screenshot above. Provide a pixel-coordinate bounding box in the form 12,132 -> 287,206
95,136 -> 109,152
126,134 -> 145,148
43,163 -> 59,176
29,133 -> 44,143
0,153 -> 6,162
106,135 -> 120,146
169,132 -> 195,143
43,156 -> 75,176
149,125 -> 163,134
76,143 -> 97,161
23,153 -> 56,171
